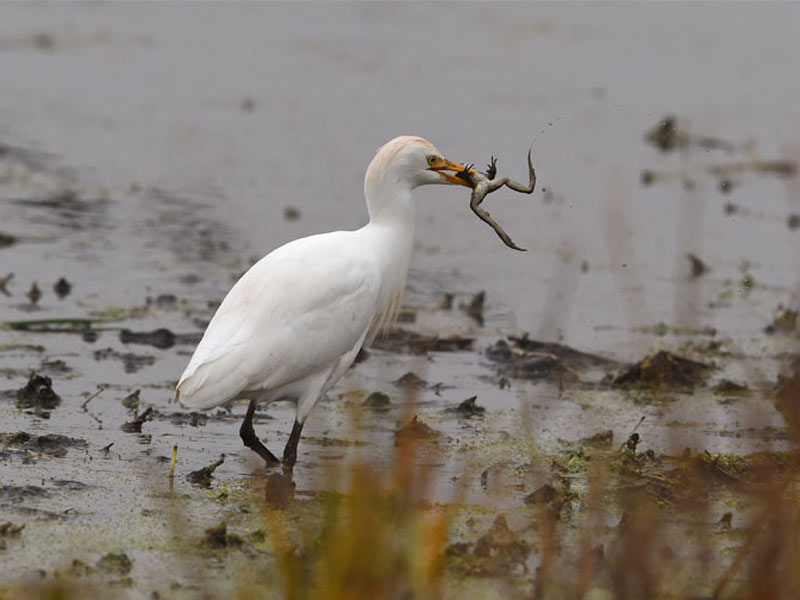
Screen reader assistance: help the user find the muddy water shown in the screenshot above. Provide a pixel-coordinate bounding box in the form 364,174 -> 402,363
1,3 -> 799,597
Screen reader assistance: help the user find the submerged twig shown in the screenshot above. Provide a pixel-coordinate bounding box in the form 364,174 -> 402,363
456,149 -> 536,251
81,387 -> 104,411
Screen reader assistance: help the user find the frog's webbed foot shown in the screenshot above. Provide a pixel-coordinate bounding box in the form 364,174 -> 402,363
455,163 -> 476,186
485,156 -> 498,180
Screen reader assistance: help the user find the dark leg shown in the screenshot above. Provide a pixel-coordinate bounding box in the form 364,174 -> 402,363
239,399 -> 280,465
282,419 -> 304,468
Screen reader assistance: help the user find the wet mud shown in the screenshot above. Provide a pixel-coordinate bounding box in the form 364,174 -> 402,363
1,4 -> 799,599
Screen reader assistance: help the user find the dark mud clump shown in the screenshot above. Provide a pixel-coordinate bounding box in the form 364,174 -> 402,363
93,348 -> 155,373
187,455 -> 225,488
487,335 -> 616,382
394,372 -> 427,389
766,305 -> 797,334
0,431 -> 88,460
712,379 -> 751,397
15,373 -> 61,412
95,552 -> 133,577
363,392 -> 391,411
119,328 -> 176,350
53,277 -> 71,299
611,350 -> 712,391
447,515 -> 530,576
461,291 -> 485,325
121,390 -> 140,410
0,272 -> 13,296
203,521 -> 243,549
395,416 -> 439,445
0,521 -> 25,550
371,328 -> 473,354
447,395 -> 485,417
687,253 -> 708,278
157,410 -> 207,427
120,407 -> 153,433
0,485 -> 48,500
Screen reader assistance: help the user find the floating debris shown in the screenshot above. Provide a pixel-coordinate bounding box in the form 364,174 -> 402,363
53,277 -> 71,299
448,395 -> 485,417
611,351 -> 712,391
187,454 -> 225,488
120,407 -> 153,433
15,373 -> 61,412
371,328 -> 473,354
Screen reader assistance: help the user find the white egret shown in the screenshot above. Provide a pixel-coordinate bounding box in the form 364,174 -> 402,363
176,136 -> 474,466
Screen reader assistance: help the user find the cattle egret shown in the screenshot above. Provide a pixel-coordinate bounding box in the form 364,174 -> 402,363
177,136 -> 474,467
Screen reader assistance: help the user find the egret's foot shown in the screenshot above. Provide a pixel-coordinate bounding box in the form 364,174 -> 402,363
282,419 -> 304,469
239,399 -> 280,465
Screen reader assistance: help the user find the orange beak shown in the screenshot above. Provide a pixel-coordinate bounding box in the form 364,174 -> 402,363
429,158 -> 477,187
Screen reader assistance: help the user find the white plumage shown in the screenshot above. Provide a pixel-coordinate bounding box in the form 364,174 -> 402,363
177,135 -> 471,466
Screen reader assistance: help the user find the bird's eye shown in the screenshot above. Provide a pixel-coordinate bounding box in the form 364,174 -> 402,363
427,156 -> 437,166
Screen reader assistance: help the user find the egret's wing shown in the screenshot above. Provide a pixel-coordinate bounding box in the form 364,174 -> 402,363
177,231 -> 380,409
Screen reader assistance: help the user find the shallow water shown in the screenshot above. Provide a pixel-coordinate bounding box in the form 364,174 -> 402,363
1,3 -> 799,597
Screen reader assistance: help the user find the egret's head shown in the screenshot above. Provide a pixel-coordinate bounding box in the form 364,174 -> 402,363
365,136 -> 474,195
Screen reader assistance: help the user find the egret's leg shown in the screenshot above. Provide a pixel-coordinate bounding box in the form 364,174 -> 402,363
282,420 -> 304,467
239,399 -> 280,464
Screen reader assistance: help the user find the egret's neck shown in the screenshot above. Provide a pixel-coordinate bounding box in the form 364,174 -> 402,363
364,180 -> 415,228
